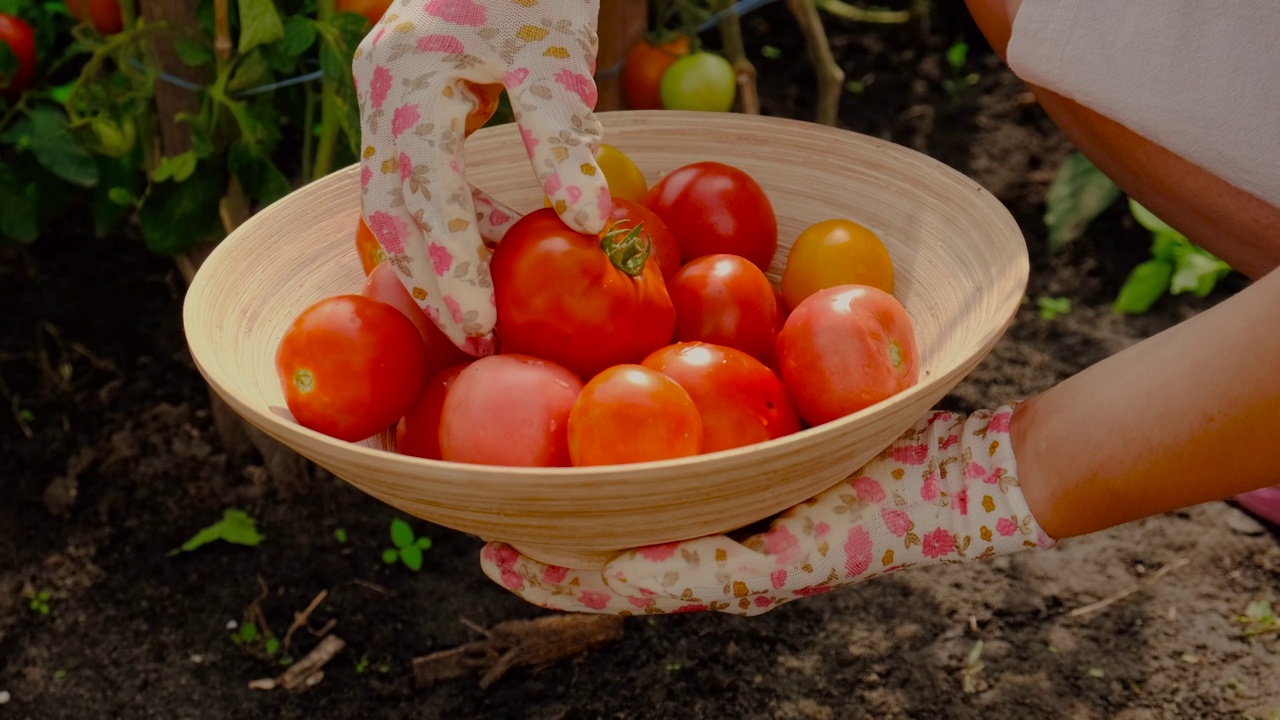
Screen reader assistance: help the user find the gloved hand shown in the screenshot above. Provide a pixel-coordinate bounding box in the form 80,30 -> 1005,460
352,0 -> 612,355
480,404 -> 1058,616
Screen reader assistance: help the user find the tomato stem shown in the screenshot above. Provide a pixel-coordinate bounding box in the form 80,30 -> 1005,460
600,221 -> 653,278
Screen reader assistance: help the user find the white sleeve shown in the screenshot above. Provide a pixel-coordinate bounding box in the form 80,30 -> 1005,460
1005,1 -> 1280,210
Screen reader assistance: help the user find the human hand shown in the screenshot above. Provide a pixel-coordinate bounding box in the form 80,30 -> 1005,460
352,0 -> 612,355
480,404 -> 1057,616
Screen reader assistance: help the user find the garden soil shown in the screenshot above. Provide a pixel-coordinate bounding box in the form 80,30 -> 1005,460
3,6 -> 1278,719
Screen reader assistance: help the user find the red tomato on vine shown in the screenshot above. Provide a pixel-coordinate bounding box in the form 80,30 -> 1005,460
0,14 -> 36,100
621,34 -> 691,110
66,0 -> 123,35
490,208 -> 676,380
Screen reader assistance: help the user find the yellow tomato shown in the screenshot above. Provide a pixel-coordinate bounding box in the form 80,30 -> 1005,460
781,219 -> 895,311
544,143 -> 650,209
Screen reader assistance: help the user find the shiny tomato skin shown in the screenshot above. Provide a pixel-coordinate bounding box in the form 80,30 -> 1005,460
355,216 -> 384,275
775,284 -> 920,426
490,208 -> 676,380
462,81 -> 503,136
275,295 -> 429,443
608,197 -> 682,281
782,218 -> 895,311
596,143 -> 649,204
660,51 -> 737,113
66,0 -> 122,34
642,342 -> 799,453
361,262 -> 474,375
438,354 -> 583,467
395,362 -> 470,460
643,161 -> 778,272
667,253 -> 779,362
567,364 -> 701,466
621,34 -> 691,110
0,14 -> 36,100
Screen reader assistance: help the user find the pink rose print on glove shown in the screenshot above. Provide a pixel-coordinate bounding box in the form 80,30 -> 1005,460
543,172 -> 563,197
940,433 -> 960,450
489,209 -> 512,227
852,476 -> 885,503
554,68 -> 598,108
578,590 -> 611,611
481,544 -> 525,591
921,473 -> 940,501
597,185 -> 613,217
392,104 -> 420,138
881,508 -> 911,537
428,242 -> 453,275
637,543 -> 680,562
952,487 -> 969,515
417,34 -> 465,54
844,527 -> 872,577
996,517 -> 1018,537
520,125 -> 539,158
503,67 -> 529,87
399,153 -> 412,182
770,569 -> 788,588
813,521 -> 830,538
361,167 -> 372,188
763,526 -> 802,566
964,461 -> 986,479
367,210 -> 408,254
423,0 -> 486,26
370,66 -> 392,109
921,528 -> 956,559
542,565 -> 569,584
891,443 -> 929,465
444,295 -> 464,324
988,411 -> 1012,433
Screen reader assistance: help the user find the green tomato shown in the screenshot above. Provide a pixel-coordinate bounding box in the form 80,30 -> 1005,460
660,52 -> 737,113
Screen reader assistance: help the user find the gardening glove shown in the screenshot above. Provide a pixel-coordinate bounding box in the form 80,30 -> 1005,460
352,0 -> 613,356
480,404 -> 1057,616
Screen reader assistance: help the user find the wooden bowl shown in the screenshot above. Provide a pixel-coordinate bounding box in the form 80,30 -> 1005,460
183,111 -> 1028,570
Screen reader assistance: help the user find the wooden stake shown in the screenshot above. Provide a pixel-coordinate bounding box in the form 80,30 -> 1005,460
596,0 -> 649,112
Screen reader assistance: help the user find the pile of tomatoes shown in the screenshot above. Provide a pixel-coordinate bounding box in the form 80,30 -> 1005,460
275,146 -> 920,468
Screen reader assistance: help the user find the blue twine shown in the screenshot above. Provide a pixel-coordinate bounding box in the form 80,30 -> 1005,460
139,0 -> 780,97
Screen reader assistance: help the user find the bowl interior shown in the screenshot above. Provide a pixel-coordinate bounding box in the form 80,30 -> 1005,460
184,111 -> 1028,567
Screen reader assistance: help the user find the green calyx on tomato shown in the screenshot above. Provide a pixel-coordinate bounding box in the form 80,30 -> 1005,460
292,368 -> 316,394
600,221 -> 653,278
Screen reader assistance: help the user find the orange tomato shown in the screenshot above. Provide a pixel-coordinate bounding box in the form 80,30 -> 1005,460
462,81 -> 503,136
66,0 -> 122,35
781,219 -> 895,311
621,35 -> 691,110
355,216 -> 384,276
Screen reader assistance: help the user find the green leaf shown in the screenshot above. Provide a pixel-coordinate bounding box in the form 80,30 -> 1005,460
168,508 -> 263,555
228,49 -> 273,94
239,622 -> 258,643
92,153 -> 141,236
1170,245 -> 1232,297
228,140 -> 291,206
237,0 -> 285,54
946,40 -> 968,70
279,16 -> 317,58
1036,296 -> 1071,321
264,637 -> 280,655
176,39 -> 215,67
414,536 -> 432,551
139,163 -> 226,255
28,106 -> 98,188
151,151 -> 198,183
381,548 -> 398,564
1043,152 -> 1120,252
399,544 -> 423,572
1112,259 -> 1173,315
107,187 -> 134,205
333,528 -> 347,543
1149,230 -> 1186,262
0,164 -> 40,243
1129,198 -> 1176,234
389,518 -> 414,549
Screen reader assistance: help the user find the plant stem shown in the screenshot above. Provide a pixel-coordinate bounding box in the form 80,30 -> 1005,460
214,0 -> 232,67
0,96 -> 28,135
119,0 -> 138,29
313,0 -> 340,180
814,0 -> 910,23
712,0 -> 758,115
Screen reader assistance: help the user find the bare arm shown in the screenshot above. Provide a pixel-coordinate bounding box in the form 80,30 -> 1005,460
964,0 -> 1280,538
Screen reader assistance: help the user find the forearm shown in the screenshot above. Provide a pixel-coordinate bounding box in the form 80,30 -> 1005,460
1012,266 -> 1280,538
964,0 -> 1280,280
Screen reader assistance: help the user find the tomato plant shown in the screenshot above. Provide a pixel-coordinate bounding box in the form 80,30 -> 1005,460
396,363 -> 470,460
642,342 -> 799,453
782,219 -> 895,311
660,51 -> 737,113
438,354 -> 583,467
335,0 -> 392,28
666,253 -> 780,362
643,161 -> 778,272
607,196 -> 682,281
361,261 -> 473,377
775,285 -> 920,426
0,14 -> 36,100
65,0 -> 122,36
567,364 -> 702,466
275,295 -> 429,443
621,34 -> 691,110
491,207 -> 676,380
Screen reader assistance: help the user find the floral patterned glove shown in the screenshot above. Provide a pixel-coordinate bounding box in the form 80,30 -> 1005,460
480,405 -> 1058,616
353,0 -> 612,354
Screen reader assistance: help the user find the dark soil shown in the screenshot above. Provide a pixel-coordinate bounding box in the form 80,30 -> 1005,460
3,5 -> 1279,719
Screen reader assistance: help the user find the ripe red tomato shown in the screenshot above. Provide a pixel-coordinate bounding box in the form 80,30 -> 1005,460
643,161 -> 778,272
666,253 -> 780,362
275,295 -> 429,442
608,197 -> 682,281
775,285 -> 920,426
621,34 -> 691,110
0,14 -> 36,100
438,354 -> 583,467
491,208 -> 676,380
66,0 -> 122,35
361,261 -> 474,376
567,364 -> 701,466
355,216 -> 384,275
642,342 -> 799,453
395,363 -> 470,460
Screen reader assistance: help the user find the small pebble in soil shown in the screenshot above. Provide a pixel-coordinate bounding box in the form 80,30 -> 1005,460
0,691 -> 10,704
226,620 -> 237,630
190,654 -> 203,664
